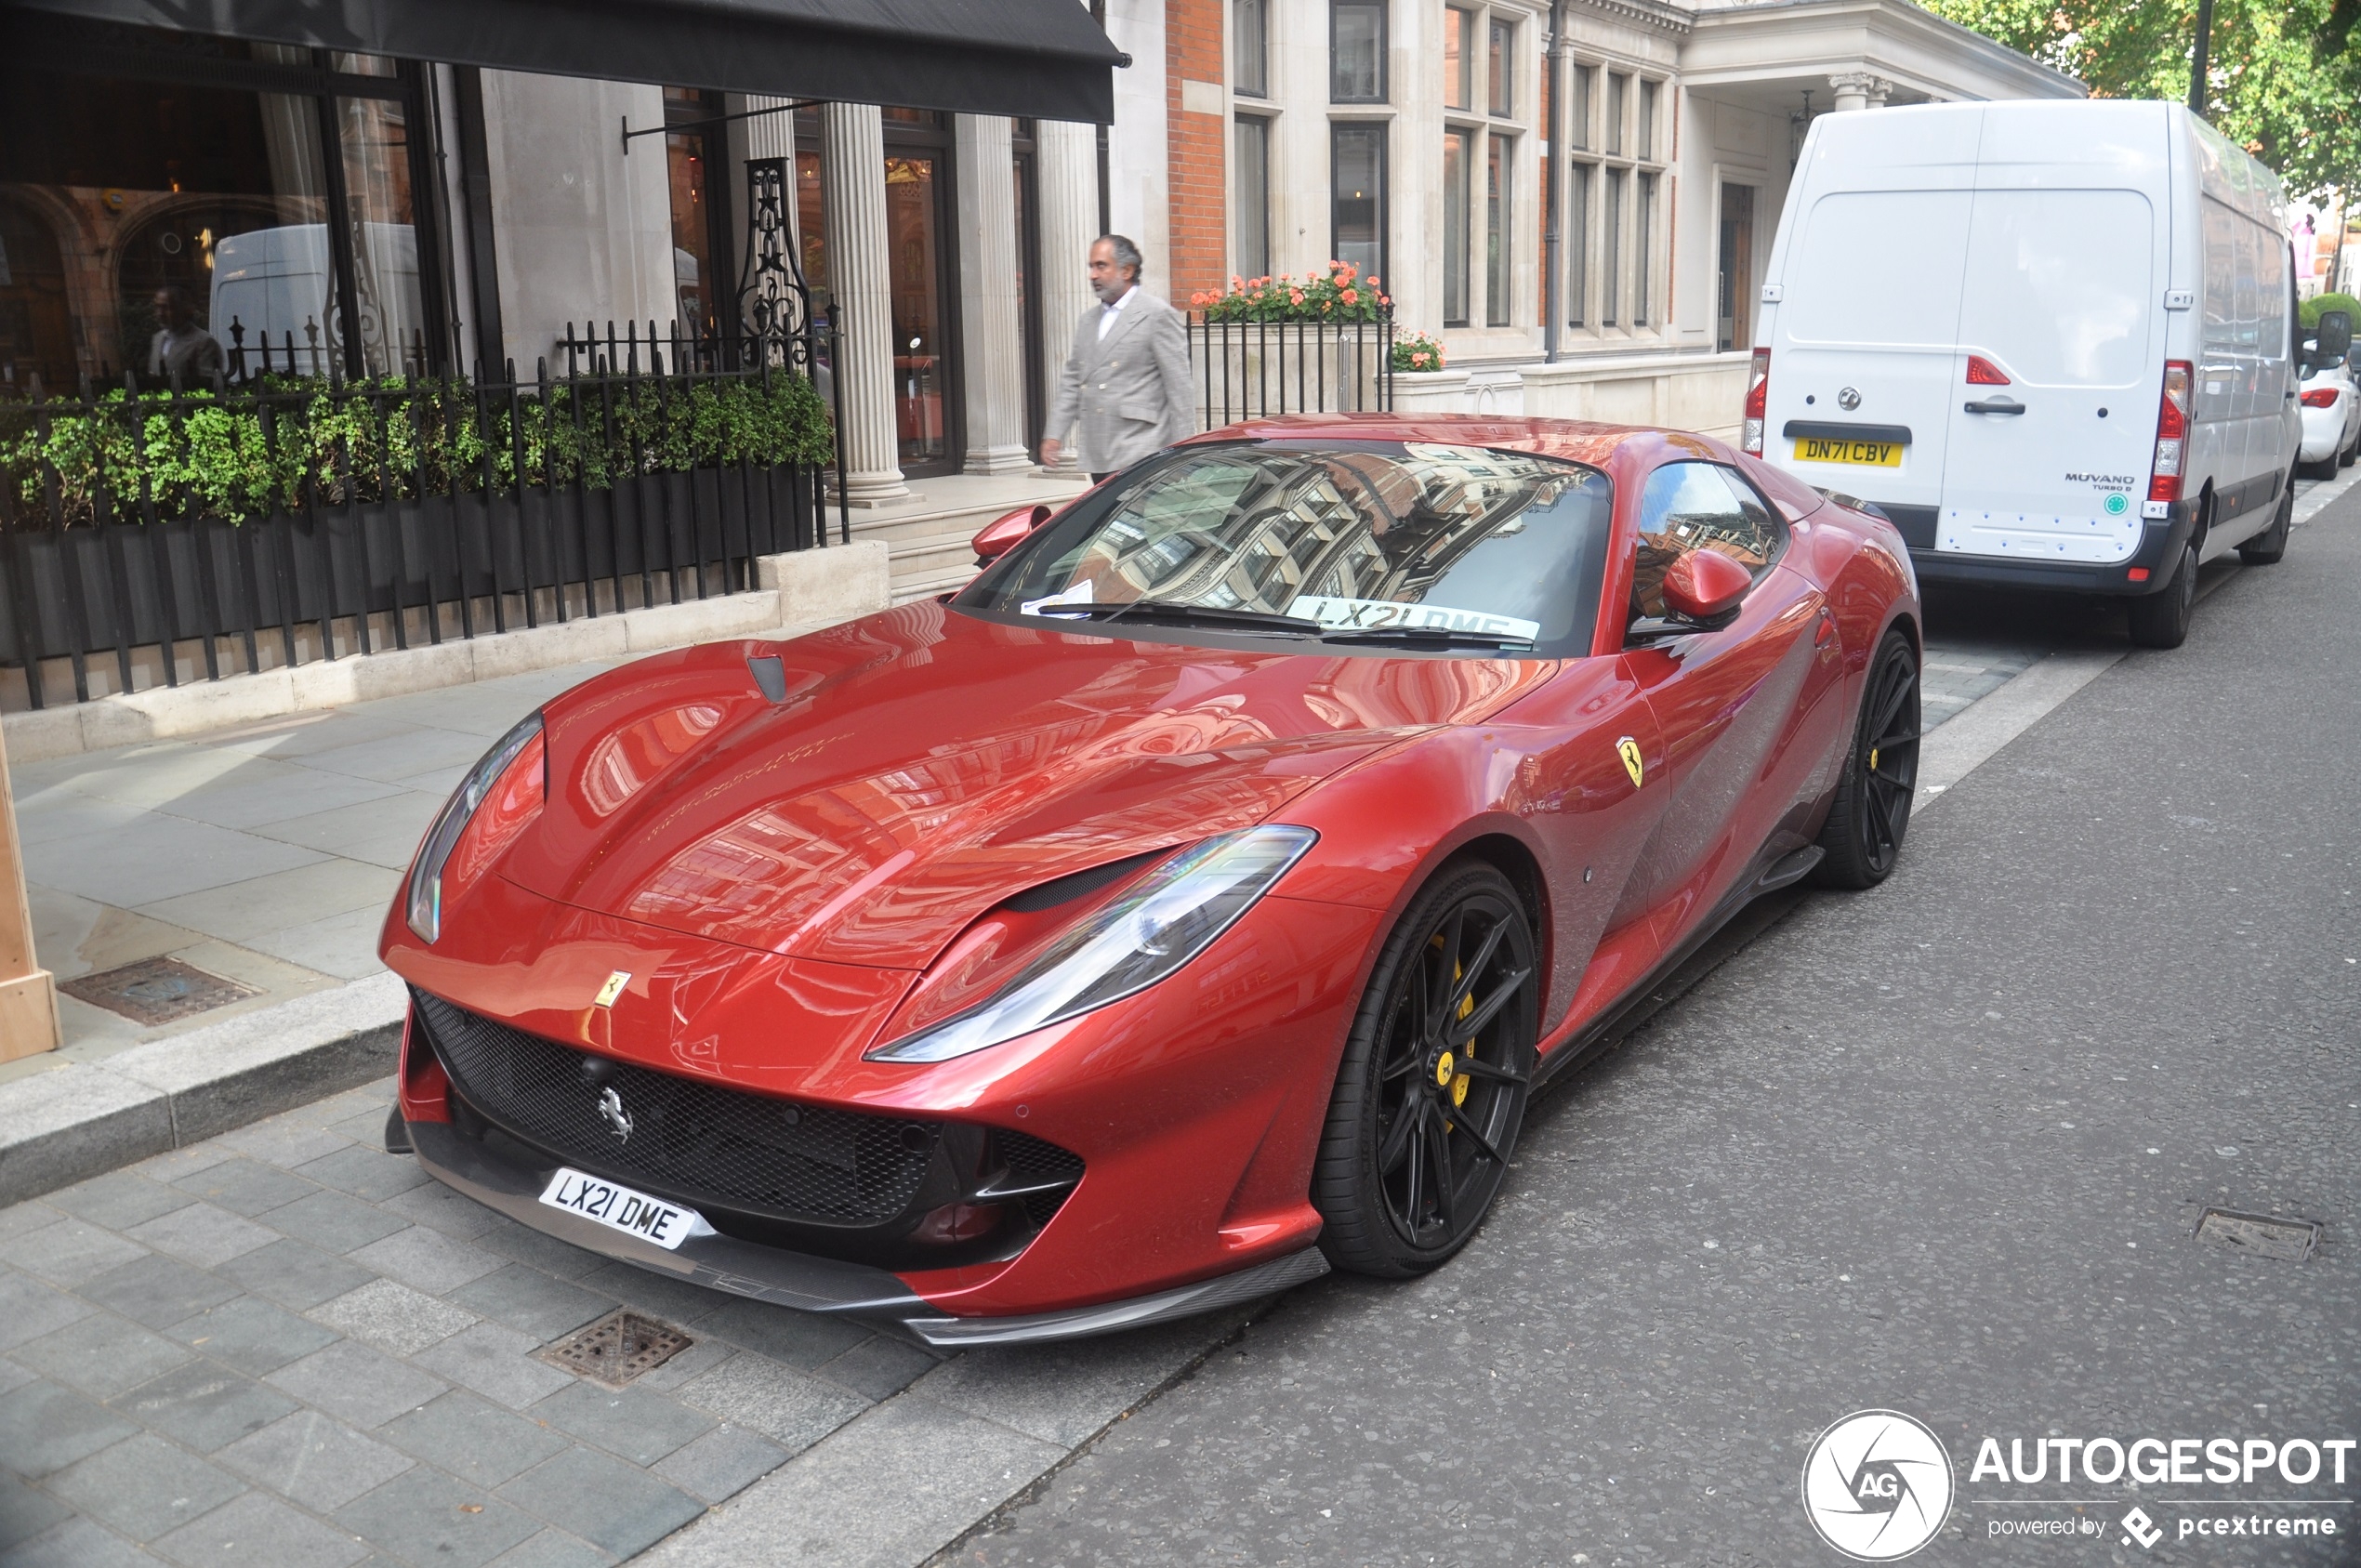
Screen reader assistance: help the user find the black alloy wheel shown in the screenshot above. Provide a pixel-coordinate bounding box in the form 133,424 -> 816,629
1813,628 -> 1920,889
2127,539 -> 2198,649
1313,862 -> 1538,1277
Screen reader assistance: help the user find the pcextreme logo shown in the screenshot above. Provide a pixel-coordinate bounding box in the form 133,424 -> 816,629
1802,1410 -> 1956,1561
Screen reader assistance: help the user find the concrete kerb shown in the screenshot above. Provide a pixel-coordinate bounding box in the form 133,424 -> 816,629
2,539 -> 891,763
0,971 -> 406,1205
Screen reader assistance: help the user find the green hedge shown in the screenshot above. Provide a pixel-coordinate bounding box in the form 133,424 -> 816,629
2,371 -> 835,529
2302,291 -> 2361,331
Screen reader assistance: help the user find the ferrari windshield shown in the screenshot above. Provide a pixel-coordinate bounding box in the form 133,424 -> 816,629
957,440 -> 1613,656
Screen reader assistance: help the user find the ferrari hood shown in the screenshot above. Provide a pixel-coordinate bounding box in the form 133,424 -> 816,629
498,600 -> 1554,968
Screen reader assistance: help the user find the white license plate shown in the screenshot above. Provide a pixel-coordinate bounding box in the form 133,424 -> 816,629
537,1166 -> 713,1251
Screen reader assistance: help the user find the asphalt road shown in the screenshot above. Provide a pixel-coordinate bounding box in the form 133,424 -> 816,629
948,488 -> 2361,1568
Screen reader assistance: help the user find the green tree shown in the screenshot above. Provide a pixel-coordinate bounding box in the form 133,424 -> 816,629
1919,0 -> 2361,198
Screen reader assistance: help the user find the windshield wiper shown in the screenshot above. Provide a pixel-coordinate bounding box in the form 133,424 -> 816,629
1319,625 -> 1536,651
1033,600 -> 1325,637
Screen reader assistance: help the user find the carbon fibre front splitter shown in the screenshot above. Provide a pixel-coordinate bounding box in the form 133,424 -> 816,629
406,1118 -> 1329,1348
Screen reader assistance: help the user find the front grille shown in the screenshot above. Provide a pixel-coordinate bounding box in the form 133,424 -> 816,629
413,989 -> 938,1226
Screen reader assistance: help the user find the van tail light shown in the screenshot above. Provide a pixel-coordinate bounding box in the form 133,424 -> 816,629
2148,361 -> 2191,504
2301,387 -> 2339,408
1741,349 -> 1770,455
1965,355 -> 2010,385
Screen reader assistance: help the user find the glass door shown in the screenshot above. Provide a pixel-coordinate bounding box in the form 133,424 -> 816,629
881,110 -> 961,477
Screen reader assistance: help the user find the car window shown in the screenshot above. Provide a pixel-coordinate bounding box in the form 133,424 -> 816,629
959,440 -> 1616,657
1627,462 -> 1783,624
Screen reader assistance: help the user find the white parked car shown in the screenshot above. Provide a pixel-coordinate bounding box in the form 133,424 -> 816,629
1746,99 -> 2302,649
2296,314 -> 2359,478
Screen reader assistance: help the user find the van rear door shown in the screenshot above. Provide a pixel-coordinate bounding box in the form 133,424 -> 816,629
1763,108 -> 1984,536
1935,105 -> 2170,566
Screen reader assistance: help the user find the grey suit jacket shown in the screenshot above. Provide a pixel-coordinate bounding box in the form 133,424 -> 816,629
1046,289 -> 1194,474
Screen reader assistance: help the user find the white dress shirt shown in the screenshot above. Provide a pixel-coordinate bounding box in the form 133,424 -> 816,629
1095,284 -> 1139,341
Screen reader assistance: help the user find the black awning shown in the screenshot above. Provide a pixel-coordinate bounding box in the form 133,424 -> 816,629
8,0 -> 1123,123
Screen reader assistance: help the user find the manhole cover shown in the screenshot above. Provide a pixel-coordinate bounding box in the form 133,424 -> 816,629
2194,1207 -> 2322,1262
59,957 -> 258,1025
536,1311 -> 693,1387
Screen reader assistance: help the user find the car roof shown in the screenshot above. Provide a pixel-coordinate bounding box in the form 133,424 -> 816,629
1180,412 -> 1726,470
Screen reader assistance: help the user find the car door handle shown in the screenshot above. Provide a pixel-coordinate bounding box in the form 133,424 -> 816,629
1962,398 -> 2025,415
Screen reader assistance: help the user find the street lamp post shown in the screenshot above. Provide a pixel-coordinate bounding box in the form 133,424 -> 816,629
2188,0 -> 2213,117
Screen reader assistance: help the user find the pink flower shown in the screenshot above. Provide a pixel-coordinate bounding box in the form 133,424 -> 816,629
1341,288 -> 1360,305
1290,289 -> 1304,305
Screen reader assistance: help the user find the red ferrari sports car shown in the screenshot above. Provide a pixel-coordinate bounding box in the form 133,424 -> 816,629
381,415 -> 1920,1346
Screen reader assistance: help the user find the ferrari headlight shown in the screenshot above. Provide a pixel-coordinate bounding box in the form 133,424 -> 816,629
865,825 -> 1317,1063
405,710 -> 545,943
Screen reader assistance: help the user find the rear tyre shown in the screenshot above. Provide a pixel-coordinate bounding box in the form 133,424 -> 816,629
2341,425 -> 2358,468
2127,541 -> 2197,649
1312,862 -> 1537,1279
2238,477 -> 2294,566
1811,629 -> 1919,890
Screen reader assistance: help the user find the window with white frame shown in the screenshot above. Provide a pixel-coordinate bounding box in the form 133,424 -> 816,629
1443,1 -> 1523,329
1235,114 -> 1272,280
1235,0 -> 1269,99
1563,63 -> 1666,336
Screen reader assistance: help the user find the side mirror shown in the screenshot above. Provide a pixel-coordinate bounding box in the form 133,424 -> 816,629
972,504 -> 1051,566
2317,310 -> 2354,363
1661,548 -> 1753,626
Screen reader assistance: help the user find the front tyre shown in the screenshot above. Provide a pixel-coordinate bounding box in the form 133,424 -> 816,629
1812,628 -> 1919,890
1312,862 -> 1537,1278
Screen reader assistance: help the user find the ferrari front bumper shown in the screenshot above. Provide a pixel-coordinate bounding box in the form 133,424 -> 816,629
407,1117 -> 1327,1348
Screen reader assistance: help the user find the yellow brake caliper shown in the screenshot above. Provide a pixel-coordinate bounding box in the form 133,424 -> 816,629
1431,936 -> 1475,1129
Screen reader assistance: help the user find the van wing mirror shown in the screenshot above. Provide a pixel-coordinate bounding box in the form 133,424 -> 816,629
2317,310 -> 2354,363
972,504 -> 1052,565
1661,548 -> 1753,627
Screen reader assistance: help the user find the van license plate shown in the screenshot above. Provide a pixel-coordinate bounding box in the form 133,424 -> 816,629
1794,437 -> 1903,468
538,1167 -> 709,1251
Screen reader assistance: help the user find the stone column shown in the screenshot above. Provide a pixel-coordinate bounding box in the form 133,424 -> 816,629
1828,72 -> 1893,112
822,101 -> 908,503
1035,118 -> 1100,469
955,116 -> 1032,473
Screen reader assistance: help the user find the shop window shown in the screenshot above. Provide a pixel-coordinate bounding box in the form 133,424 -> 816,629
1331,124 -> 1387,283
1603,168 -> 1624,327
663,88 -> 732,333
1567,164 -> 1589,328
0,20 -> 445,382
1635,171 -> 1655,326
1331,0 -> 1387,103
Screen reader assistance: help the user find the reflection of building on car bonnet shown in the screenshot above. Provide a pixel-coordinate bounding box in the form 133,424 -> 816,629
1024,441 -> 1612,650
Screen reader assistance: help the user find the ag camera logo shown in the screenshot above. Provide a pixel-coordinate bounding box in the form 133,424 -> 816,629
1802,1410 -> 1955,1561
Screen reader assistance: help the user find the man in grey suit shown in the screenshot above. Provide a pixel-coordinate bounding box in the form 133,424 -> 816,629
1040,235 -> 1193,482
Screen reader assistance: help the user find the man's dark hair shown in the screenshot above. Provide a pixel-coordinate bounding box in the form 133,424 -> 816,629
1098,234 -> 1143,278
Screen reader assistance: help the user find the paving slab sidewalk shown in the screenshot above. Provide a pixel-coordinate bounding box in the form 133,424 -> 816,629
0,1082 -> 1245,1567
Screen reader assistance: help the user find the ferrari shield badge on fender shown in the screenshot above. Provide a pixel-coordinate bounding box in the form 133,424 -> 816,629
1616,737 -> 1644,790
594,971 -> 631,1008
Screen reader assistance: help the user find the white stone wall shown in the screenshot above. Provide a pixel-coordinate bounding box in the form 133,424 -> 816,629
478,72 -> 678,376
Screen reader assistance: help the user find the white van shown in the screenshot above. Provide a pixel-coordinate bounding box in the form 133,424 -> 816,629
1745,100 -> 2301,648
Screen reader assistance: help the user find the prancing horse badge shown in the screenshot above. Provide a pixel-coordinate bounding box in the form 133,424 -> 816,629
593,971 -> 631,1008
1616,737 -> 1644,790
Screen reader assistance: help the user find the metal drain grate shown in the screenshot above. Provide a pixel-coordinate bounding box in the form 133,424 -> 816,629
59,957 -> 257,1025
536,1311 -> 694,1387
2194,1207 -> 2322,1262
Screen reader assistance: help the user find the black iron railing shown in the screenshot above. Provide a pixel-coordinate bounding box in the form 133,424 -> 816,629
0,336 -> 838,709
1188,308 -> 1395,429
